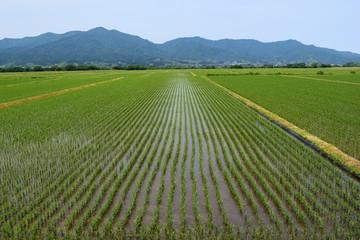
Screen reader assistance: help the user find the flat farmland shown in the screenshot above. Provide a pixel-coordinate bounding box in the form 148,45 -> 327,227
0,70 -> 359,239
207,68 -> 360,160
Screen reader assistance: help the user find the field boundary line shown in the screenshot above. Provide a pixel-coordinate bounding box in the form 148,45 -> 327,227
202,75 -> 360,177
0,77 -> 125,110
283,75 -> 360,86
140,72 -> 156,78
0,75 -> 101,88
0,79 -> 59,88
190,72 -> 197,76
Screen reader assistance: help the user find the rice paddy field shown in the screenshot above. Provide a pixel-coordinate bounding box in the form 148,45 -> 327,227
205,68 -> 360,159
0,69 -> 359,239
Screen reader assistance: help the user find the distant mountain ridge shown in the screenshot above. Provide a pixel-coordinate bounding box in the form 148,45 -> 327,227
1,27 -> 359,66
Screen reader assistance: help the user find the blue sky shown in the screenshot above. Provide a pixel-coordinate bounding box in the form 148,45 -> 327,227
1,0 -> 359,53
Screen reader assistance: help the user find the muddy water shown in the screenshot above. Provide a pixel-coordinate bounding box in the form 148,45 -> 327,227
183,127 -> 196,226
141,86 -> 179,226
113,91 -> 174,228
104,73 -> 283,230
158,82 -> 182,225
200,83 -> 286,226
214,100 -> 298,228
70,93 -> 164,229
172,84 -> 188,228
55,94 -> 154,229
186,87 -> 223,226
200,97 -> 268,226
101,92 -> 170,228
190,86 -> 245,226
188,97 -> 209,225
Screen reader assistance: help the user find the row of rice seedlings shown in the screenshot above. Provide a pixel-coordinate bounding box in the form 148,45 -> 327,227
190,83 -> 258,222
205,79 -> 348,236
148,133 -> 178,230
262,133 -> 360,221
187,84 -> 232,229
200,91 -> 296,234
185,84 -> 214,227
39,109 -> 159,229
117,121 -> 167,230
148,88 -> 179,230
24,84 -> 165,233
188,106 -> 201,226
28,156 -> 113,235
208,101 -> 304,223
86,88 -> 171,233
196,80 -> 316,233
62,94 -> 162,230
189,83 -> 251,220
217,80 -> 359,211
179,85 -> 190,231
73,88 -> 169,215
0,82 -> 156,225
59,81 -> 170,234
11,146 -> 108,232
194,88 -> 273,238
165,84 -> 184,230
132,90 -> 177,233
0,84 -> 130,205
200,82 -> 312,227
113,87 -> 176,230
201,77 -> 359,235
217,89 -> 358,228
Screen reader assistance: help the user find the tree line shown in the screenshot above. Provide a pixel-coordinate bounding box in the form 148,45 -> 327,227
0,64 -> 148,72
0,62 -> 359,72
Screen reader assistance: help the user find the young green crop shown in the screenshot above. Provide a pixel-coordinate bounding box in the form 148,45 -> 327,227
0,70 -> 359,239
209,70 -> 360,159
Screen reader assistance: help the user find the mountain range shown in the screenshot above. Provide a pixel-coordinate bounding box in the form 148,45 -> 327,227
1,27 -> 359,67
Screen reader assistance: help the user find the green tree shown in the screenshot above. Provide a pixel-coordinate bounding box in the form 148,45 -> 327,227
49,65 -> 63,71
64,64 -> 77,71
32,66 -> 45,71
229,64 -> 243,69
311,62 -> 318,68
320,64 -> 332,68
343,62 -> 360,67
125,65 -> 147,70
112,66 -> 125,70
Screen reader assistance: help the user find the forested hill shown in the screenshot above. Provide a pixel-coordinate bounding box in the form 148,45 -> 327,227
1,27 -> 359,66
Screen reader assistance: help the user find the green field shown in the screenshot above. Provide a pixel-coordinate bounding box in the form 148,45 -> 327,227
206,68 -> 360,159
0,71 -> 147,103
0,70 -> 359,239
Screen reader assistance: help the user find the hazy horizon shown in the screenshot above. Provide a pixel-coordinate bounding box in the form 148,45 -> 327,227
1,0 -> 359,54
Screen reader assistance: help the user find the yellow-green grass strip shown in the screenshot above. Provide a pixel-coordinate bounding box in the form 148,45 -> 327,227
203,75 -> 360,177
140,72 -> 156,78
283,75 -> 360,86
0,77 -> 125,110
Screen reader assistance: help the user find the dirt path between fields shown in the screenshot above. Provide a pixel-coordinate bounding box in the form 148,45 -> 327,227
283,75 -> 360,86
140,72 -> 156,77
0,77 -> 125,110
190,72 -> 196,76
203,75 -> 360,177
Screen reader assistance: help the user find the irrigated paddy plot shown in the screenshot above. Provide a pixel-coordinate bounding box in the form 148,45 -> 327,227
0,70 -> 359,239
206,68 -> 360,161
